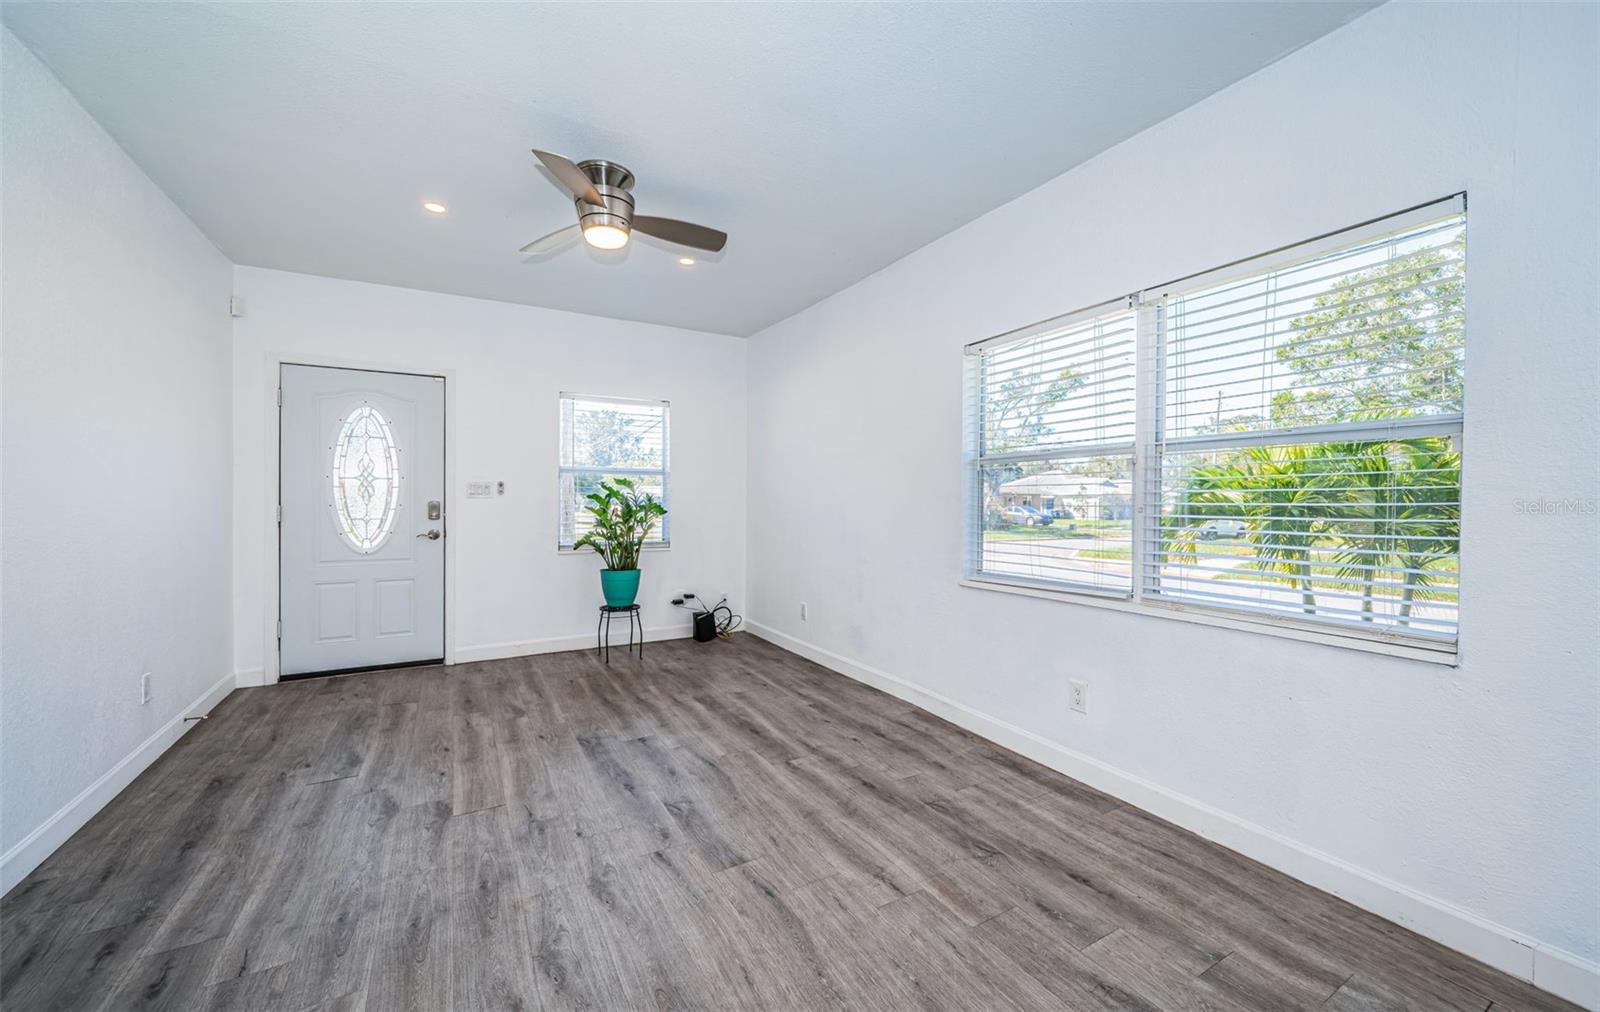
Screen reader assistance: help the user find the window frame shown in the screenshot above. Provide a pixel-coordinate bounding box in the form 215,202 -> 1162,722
963,195 -> 1465,664
557,392 -> 671,554
965,297 -> 1140,599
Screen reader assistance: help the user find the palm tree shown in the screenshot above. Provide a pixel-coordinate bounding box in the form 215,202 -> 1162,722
1179,443 -> 1343,614
1389,444 -> 1461,626
1323,437 -> 1460,625
1176,437 -> 1460,625
1324,439 -> 1402,623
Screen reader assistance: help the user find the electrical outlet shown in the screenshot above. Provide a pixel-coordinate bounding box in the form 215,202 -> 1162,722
1069,680 -> 1088,714
140,672 -> 151,705
799,602 -> 808,622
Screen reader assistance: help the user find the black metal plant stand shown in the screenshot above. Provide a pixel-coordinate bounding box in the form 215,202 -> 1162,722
597,604 -> 643,663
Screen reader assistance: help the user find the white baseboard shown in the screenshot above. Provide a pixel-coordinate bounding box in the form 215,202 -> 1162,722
236,626 -> 693,685
234,667 -> 266,688
0,671 -> 236,895
745,620 -> 1599,1011
1538,946 -> 1600,1011
454,624 -> 692,665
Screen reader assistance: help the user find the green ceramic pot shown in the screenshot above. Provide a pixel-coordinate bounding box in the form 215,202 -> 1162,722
600,568 -> 641,608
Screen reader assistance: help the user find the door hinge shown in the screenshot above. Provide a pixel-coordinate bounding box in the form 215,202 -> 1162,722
276,504 -> 283,525
276,619 -> 282,641
276,387 -> 283,406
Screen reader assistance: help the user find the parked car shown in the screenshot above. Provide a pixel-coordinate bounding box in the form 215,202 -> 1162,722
1021,504 -> 1056,526
1003,505 -> 1054,527
1050,505 -> 1076,520
1196,519 -> 1247,541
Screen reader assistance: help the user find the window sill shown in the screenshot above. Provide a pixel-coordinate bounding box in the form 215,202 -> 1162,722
559,543 -> 671,556
957,576 -> 1458,666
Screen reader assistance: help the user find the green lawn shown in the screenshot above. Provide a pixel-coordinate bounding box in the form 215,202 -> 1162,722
983,520 -> 1131,541
1077,546 -> 1132,561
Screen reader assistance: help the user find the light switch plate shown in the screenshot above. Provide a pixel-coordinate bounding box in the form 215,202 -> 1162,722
466,481 -> 493,499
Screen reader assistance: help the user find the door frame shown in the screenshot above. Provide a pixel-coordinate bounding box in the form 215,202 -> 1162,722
262,352 -> 457,684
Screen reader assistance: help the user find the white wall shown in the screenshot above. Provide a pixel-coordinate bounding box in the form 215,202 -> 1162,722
231,267 -> 746,680
746,2 -> 1598,1003
1,29 -> 235,887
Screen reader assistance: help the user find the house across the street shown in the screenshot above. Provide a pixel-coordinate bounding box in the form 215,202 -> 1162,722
997,472 -> 1132,519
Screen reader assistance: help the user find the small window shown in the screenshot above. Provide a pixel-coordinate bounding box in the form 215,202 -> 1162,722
559,394 -> 670,549
967,304 -> 1137,595
331,403 -> 401,553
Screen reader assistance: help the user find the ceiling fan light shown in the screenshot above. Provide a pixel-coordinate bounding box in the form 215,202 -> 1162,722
582,223 -> 629,250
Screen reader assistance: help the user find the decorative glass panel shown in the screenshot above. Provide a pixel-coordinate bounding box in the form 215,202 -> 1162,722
331,404 -> 400,553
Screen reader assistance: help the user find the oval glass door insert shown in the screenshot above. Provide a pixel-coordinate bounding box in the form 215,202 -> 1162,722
331,404 -> 400,553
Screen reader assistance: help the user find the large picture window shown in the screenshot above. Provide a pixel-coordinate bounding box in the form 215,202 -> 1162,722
559,394 -> 670,549
966,196 -> 1465,653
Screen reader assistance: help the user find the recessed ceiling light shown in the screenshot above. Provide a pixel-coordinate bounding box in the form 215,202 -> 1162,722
422,201 -> 448,214
678,257 -> 696,266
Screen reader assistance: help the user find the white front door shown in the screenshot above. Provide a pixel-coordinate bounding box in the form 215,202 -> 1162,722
279,364 -> 445,677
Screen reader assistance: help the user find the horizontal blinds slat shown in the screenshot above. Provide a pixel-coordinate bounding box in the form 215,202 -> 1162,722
1164,366 -> 1460,412
977,309 -> 1136,461
982,323 -> 1137,367
1165,307 -> 1462,379
1148,548 -> 1454,578
1145,558 -> 1456,590
982,362 -> 1135,396
1160,213 -> 1465,441
1164,249 -> 1463,336
1157,414 -> 1462,453
977,442 -> 1136,465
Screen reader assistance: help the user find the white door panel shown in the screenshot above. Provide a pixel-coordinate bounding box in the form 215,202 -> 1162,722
280,365 -> 444,676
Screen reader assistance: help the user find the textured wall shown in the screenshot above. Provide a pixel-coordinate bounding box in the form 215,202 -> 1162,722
747,0 -> 1598,979
2,30 -> 234,857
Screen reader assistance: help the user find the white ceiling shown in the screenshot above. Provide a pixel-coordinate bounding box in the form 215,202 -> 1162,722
3,2 -> 1376,336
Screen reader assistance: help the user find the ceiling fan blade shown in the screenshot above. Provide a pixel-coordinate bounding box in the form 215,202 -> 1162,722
531,149 -> 605,206
519,224 -> 580,254
632,216 -> 728,252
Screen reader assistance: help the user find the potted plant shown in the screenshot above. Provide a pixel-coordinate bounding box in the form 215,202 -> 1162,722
573,477 -> 668,608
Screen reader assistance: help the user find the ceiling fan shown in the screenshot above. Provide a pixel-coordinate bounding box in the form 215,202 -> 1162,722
520,149 -> 728,257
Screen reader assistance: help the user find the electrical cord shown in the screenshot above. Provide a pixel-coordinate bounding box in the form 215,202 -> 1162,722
670,591 -> 743,639
709,602 -> 742,639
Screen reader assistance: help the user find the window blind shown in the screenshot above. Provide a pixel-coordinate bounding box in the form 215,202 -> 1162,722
1142,201 -> 1464,643
559,394 -> 670,548
963,195 -> 1465,653
966,302 -> 1138,595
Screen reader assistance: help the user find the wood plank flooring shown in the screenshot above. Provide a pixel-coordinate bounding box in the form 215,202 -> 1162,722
1,635 -> 1580,1011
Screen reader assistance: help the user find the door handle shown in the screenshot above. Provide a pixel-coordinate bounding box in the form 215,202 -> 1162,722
417,529 -> 442,540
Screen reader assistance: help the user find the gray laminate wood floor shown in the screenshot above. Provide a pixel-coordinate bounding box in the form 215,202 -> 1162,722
1,636 -> 1579,1011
